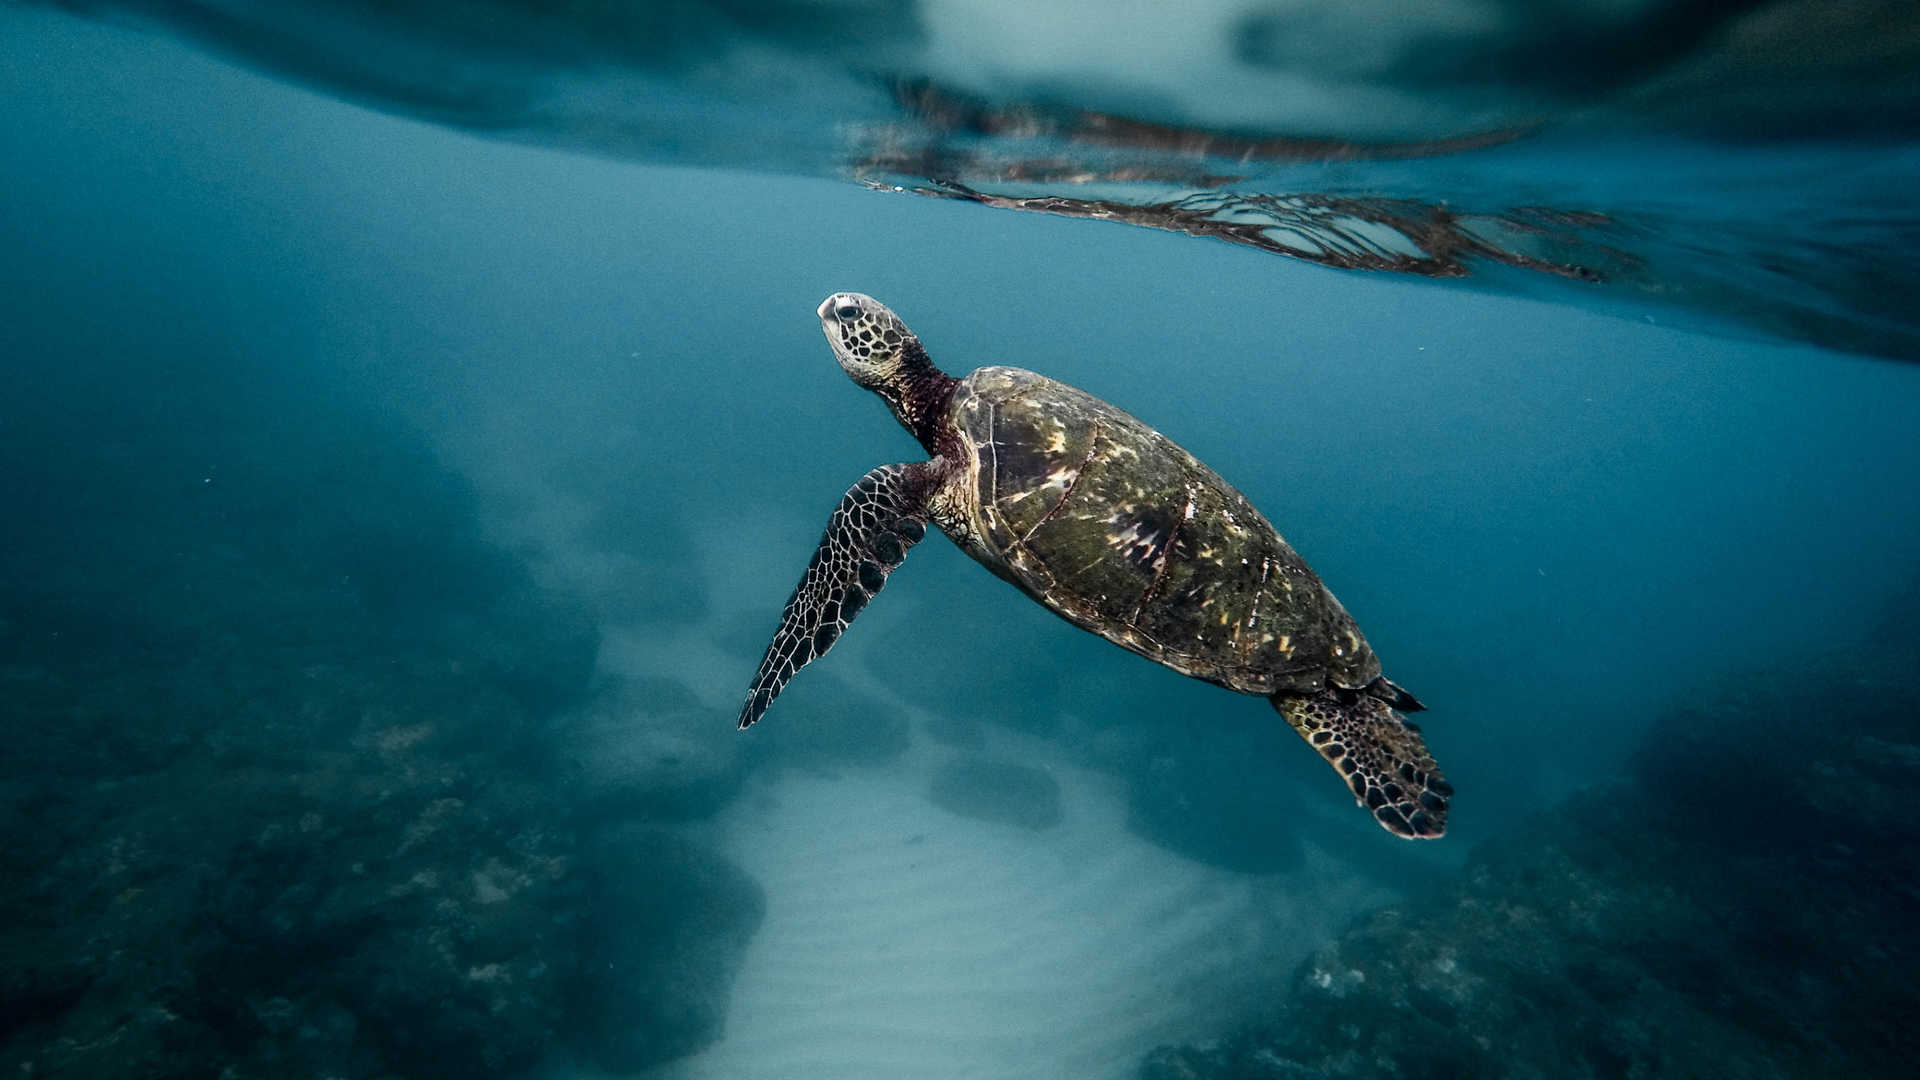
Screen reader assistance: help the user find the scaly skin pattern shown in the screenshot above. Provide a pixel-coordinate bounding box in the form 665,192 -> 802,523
740,293 -> 1449,838
946,366 -> 1378,697
1278,691 -> 1450,837
737,461 -> 936,729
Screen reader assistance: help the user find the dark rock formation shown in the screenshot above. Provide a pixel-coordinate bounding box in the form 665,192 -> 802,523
1142,628 -> 1920,1079
927,754 -> 1064,830
741,672 -> 911,773
861,590 -> 1069,736
571,826 -> 767,1073
1125,722 -> 1307,875
0,356 -> 762,1077
563,676 -> 746,822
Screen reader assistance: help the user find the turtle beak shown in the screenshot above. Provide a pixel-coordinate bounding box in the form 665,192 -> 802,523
818,295 -> 852,359
820,294 -> 864,327
817,299 -> 841,351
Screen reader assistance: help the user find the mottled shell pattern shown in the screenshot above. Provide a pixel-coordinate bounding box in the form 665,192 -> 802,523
948,366 -> 1379,696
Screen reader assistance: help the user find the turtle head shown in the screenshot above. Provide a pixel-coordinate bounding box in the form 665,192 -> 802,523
818,292 -> 955,448
818,292 -> 928,391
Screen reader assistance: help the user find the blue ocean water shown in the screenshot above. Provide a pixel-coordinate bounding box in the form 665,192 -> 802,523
4,4 -> 1918,1078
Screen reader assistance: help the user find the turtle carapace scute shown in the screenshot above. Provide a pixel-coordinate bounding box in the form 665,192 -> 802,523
735,293 -> 1451,839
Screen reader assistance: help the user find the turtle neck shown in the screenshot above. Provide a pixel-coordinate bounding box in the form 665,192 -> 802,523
880,341 -> 960,455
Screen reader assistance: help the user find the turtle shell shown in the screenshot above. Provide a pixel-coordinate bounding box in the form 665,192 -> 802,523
948,366 -> 1379,696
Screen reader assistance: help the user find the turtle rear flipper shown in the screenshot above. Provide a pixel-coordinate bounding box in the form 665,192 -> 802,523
1275,690 -> 1451,838
1367,676 -> 1425,713
737,460 -> 942,730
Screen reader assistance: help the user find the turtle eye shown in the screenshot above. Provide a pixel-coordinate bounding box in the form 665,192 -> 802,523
836,305 -> 861,321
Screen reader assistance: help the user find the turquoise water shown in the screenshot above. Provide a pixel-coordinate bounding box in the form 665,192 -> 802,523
4,5 -> 1918,1078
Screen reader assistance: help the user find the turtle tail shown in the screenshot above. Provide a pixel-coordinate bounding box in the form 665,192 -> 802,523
1366,675 -> 1425,713
1274,689 -> 1451,839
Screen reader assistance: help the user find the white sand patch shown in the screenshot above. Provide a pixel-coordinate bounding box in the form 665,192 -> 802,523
643,727 -> 1390,1080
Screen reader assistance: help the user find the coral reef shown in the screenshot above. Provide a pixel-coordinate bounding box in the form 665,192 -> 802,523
0,380 -> 764,1077
1142,618 -> 1920,1080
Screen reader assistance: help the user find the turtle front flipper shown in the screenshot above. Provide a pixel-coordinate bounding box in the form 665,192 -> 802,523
1275,690 -> 1452,838
737,461 -> 941,730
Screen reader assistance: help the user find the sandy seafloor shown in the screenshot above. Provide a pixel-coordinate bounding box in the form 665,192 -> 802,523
5,6 -> 1920,1079
679,740 -> 1371,1078
591,587 -> 1394,1079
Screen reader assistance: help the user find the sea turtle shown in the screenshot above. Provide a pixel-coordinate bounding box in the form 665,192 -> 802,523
737,293 -> 1451,838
